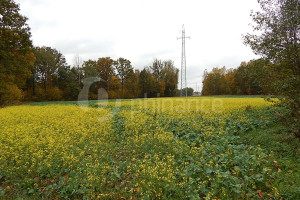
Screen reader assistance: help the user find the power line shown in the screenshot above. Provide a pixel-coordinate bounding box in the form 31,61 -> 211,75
177,24 -> 190,97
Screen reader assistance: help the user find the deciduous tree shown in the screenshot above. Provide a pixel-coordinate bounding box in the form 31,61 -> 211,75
96,57 -> 114,92
244,0 -> 300,122
33,46 -> 68,100
162,60 -> 179,97
139,68 -> 156,97
0,0 -> 35,105
114,57 -> 133,98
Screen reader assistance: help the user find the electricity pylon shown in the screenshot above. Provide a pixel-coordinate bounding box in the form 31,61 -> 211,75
177,24 -> 190,97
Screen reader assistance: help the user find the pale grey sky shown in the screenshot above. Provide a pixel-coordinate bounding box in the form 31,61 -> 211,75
15,0 -> 260,91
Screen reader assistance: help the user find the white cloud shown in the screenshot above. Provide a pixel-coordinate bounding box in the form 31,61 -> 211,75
15,0 -> 260,91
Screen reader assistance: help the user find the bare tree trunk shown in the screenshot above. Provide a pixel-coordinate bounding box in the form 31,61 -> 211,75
74,54 -> 83,84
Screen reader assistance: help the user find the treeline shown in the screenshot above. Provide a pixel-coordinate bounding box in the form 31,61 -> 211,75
202,0 -> 300,136
202,59 -> 272,95
28,46 -> 179,101
0,0 -> 180,105
6,45 -> 180,103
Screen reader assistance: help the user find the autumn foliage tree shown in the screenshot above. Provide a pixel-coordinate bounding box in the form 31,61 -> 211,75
123,70 -> 140,99
144,59 -> 179,97
202,60 -> 269,96
95,57 -> 115,92
0,0 -> 35,105
0,0 -> 180,103
202,67 -> 228,95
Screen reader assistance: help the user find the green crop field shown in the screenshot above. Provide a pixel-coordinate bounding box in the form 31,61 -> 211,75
0,97 -> 299,199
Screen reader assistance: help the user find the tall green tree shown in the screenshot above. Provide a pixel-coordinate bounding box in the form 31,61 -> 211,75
124,69 -> 139,99
149,59 -> 165,96
235,62 -> 257,95
81,59 -> 98,99
82,59 -> 97,78
0,0 -> 35,105
234,60 -> 266,95
57,65 -> 81,100
114,57 -> 133,98
33,46 -> 68,100
96,57 -> 114,92
244,0 -> 300,123
162,60 -> 179,97
139,68 -> 156,97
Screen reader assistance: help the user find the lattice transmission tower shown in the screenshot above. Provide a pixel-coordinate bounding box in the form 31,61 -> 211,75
177,24 -> 190,97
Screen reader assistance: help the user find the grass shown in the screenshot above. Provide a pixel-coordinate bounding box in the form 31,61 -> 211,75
237,120 -> 300,199
25,99 -> 145,107
199,95 -> 267,98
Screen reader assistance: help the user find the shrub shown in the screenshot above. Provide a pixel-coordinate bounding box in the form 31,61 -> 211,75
46,87 -> 63,101
0,84 -> 23,105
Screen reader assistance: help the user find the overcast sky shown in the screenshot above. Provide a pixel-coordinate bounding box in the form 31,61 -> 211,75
15,0 -> 260,91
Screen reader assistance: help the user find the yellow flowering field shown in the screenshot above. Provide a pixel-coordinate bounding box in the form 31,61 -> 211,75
0,97 -> 283,199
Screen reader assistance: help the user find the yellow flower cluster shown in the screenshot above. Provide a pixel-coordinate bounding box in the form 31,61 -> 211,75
0,97 -> 277,199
